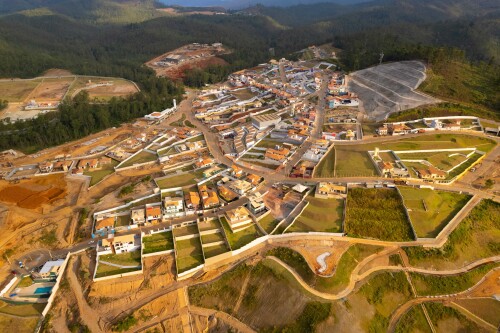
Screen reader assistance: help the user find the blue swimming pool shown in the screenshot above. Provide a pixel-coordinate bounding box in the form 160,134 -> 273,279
34,286 -> 53,295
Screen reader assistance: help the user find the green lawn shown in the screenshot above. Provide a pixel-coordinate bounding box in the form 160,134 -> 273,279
0,313 -> 41,333
0,79 -> 40,102
201,232 -> 225,244
398,187 -> 471,238
288,195 -> 344,233
99,251 -> 142,267
345,188 -> 414,241
175,237 -> 204,273
255,139 -> 280,149
446,152 -> 483,179
220,216 -> 262,250
115,214 -> 131,227
314,147 -> 335,178
0,301 -> 45,317
16,276 -> 34,288
257,213 -> 281,234
119,151 -> 157,168
155,173 -> 197,189
334,148 -> 377,177
84,159 -> 119,186
142,231 -> 173,254
173,225 -> 199,237
203,243 -> 230,258
404,199 -> 500,269
197,219 -> 222,232
95,264 -> 141,278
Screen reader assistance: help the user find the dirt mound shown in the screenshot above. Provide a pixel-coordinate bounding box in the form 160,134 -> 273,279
89,275 -> 144,298
42,69 -> 73,76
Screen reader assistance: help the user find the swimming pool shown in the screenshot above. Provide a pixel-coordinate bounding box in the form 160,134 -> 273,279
34,286 -> 53,295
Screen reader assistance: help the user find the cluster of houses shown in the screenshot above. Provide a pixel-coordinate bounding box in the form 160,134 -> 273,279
377,116 -> 482,136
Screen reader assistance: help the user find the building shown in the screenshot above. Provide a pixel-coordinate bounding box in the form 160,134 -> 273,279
416,166 -> 447,180
218,186 -> 239,202
185,191 -> 201,210
251,113 -> 281,130
163,197 -> 184,216
195,157 -> 214,169
377,125 -> 389,136
225,206 -> 253,232
38,162 -> 53,173
248,195 -> 266,215
378,161 -> 394,176
246,174 -> 263,186
101,234 -> 140,254
265,146 -> 290,162
38,259 -> 65,281
228,179 -> 253,196
202,166 -> 222,178
315,182 -> 347,198
199,185 -> 220,209
131,208 -> 145,225
53,160 -> 73,172
146,205 -> 162,224
94,216 -> 115,234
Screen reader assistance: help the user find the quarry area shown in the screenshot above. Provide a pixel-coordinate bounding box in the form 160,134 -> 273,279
0,50 -> 498,333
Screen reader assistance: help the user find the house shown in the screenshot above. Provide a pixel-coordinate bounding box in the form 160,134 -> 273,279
248,195 -> 267,215
265,147 -> 290,162
38,162 -> 53,173
131,208 -> 145,225
95,216 -> 115,234
199,185 -> 220,209
195,157 -> 214,169
225,206 -> 253,232
218,186 -> 239,202
377,125 -> 389,136
246,174 -> 263,186
390,124 -> 413,136
378,161 -> 394,176
202,166 -> 222,178
251,113 -> 281,130
146,206 -> 162,224
101,234 -> 140,254
231,165 -> 244,178
315,182 -> 347,198
415,166 -> 447,180
38,259 -> 65,281
53,160 -> 73,172
228,179 -> 253,196
185,191 -> 201,210
163,197 -> 184,216
78,158 -> 99,169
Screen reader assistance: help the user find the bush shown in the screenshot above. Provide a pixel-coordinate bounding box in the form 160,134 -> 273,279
112,315 -> 137,332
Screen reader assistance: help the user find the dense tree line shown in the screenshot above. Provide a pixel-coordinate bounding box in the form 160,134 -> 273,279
0,76 -> 183,153
0,100 -> 7,111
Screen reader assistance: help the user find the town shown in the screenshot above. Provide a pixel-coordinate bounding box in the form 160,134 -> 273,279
0,46 -> 499,333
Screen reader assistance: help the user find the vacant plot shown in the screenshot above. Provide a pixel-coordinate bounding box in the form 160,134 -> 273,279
404,199 -> 500,270
84,159 -> 119,186
173,225 -> 199,238
99,251 -> 142,267
345,188 -> 414,241
155,173 -> 197,189
288,195 -> 344,233
425,302 -> 484,333
175,237 -> 204,273
143,231 -> 174,254
398,187 -> 471,238
454,298 -> 500,327
0,176 -> 67,209
230,87 -> 258,101
68,76 -> 139,99
410,263 -> 497,296
395,304 -> 432,333
314,147 -> 335,178
0,301 -> 44,317
220,216 -> 262,250
30,77 -> 73,101
0,79 -> 40,102
119,151 -> 157,168
334,148 -> 377,177
257,213 -> 281,234
95,263 -> 141,278
0,313 -> 40,333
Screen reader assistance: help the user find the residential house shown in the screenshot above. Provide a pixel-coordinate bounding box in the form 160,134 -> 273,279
53,160 -> 73,172
225,206 -> 253,232
246,174 -> 263,186
377,125 -> 389,136
38,259 -> 65,281
248,195 -> 267,215
218,186 -> 238,202
101,234 -> 140,254
228,179 -> 253,196
38,162 -> 53,173
95,216 -> 115,234
163,197 -> 184,216
146,206 -> 162,224
416,166 -> 447,180
315,182 -> 347,198
378,161 -> 394,176
185,191 -> 201,210
131,208 -> 145,225
199,185 -> 220,209
195,157 -> 214,169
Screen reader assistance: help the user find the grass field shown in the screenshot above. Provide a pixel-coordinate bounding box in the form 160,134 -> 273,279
0,80 -> 41,102
257,213 -> 281,234
288,195 -> 344,233
16,276 -> 34,288
119,151 -> 157,168
84,159 -> 119,186
314,147 -> 335,178
345,188 -> 414,241
398,187 -> 471,238
200,232 -> 225,244
397,150 -> 469,171
0,301 -> 45,317
395,304 -> 432,333
155,173 -> 197,189
404,199 -> 500,269
67,77 -> 138,100
0,313 -> 40,333
454,298 -> 500,327
173,225 -> 199,237
142,231 -> 174,254
95,264 -> 141,278
99,251 -> 142,267
410,263 -> 497,296
175,237 -> 204,273
203,244 -> 230,258
334,149 -> 377,177
220,216 -> 262,250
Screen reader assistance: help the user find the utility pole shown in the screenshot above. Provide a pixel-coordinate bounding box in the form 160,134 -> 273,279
379,51 -> 384,65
